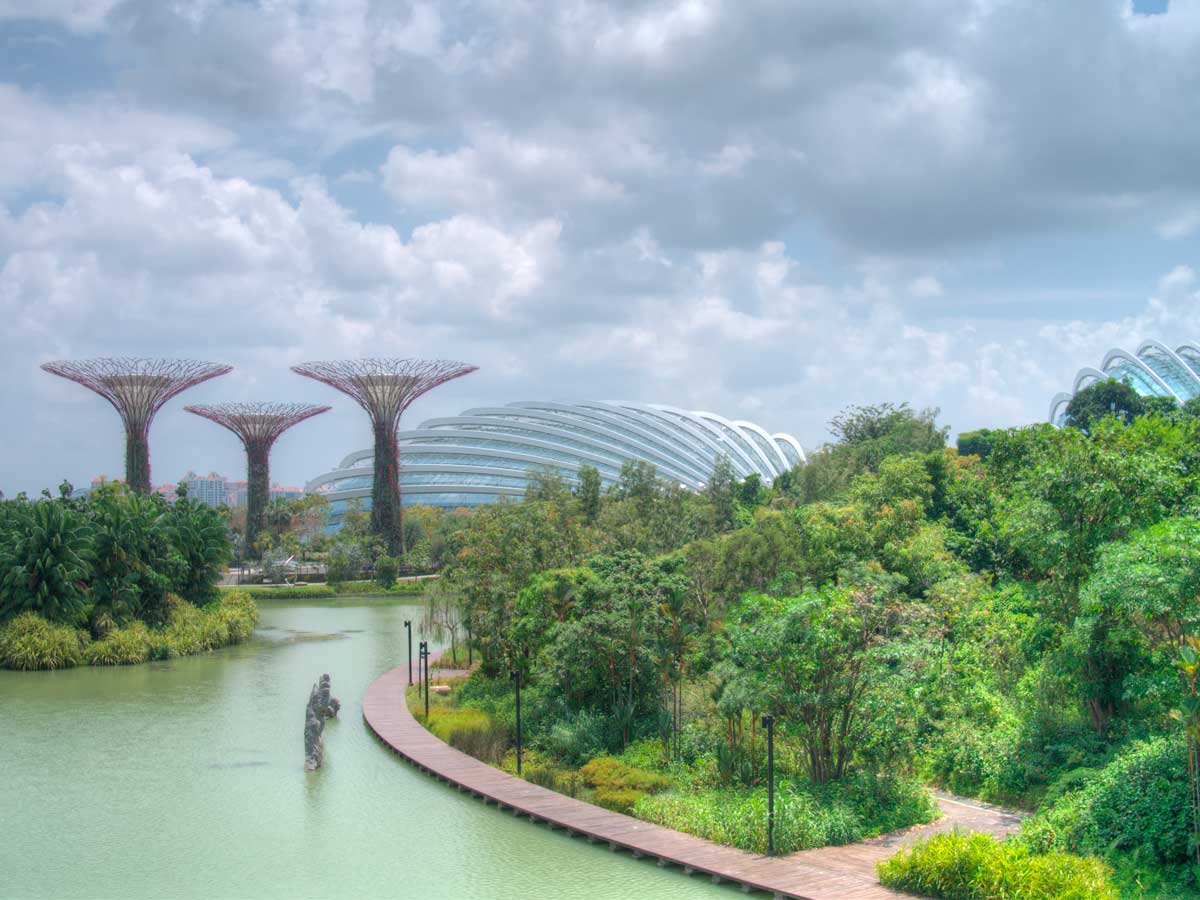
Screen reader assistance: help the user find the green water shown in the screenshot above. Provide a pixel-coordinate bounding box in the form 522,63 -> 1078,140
0,599 -> 732,900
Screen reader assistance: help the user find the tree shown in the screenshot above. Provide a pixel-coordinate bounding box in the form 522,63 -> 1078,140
705,455 -> 737,533
828,402 -> 948,470
956,428 -> 1000,460
613,460 -> 659,519
738,473 -> 765,508
167,490 -> 230,608
87,486 -> 179,629
0,498 -> 92,625
728,585 -> 901,783
1064,378 -> 1144,433
576,465 -> 602,524
1084,517 -> 1200,652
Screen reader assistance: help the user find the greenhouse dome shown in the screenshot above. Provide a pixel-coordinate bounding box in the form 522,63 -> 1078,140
307,400 -> 804,525
1049,339 -> 1200,425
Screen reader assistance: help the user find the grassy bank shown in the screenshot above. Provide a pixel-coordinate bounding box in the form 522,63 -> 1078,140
407,671 -> 938,856
1,591 -> 259,670
223,579 -> 430,600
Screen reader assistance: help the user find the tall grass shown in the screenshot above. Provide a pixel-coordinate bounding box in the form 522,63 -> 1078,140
635,775 -> 936,856
0,612 -> 85,670
878,832 -> 1118,900
0,591 -> 259,669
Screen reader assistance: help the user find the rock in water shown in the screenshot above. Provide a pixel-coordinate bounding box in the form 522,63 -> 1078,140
304,706 -> 323,770
303,674 -> 342,769
317,673 -> 341,718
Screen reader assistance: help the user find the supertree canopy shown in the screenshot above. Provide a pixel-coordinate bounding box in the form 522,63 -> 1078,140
41,357 -> 232,494
291,358 -> 477,556
184,402 -> 330,556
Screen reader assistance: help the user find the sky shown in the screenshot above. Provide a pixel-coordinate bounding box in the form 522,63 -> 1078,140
3,0 -> 1200,495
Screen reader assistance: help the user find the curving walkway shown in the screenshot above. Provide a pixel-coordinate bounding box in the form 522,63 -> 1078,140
363,666 -> 1022,900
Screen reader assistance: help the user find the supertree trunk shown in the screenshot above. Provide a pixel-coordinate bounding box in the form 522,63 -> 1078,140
41,358 -> 232,496
185,402 -> 330,560
246,444 -> 270,556
372,424 -> 403,556
291,359 -> 477,558
126,429 -> 152,494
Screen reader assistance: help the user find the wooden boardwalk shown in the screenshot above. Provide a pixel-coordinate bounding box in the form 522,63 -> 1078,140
363,666 -> 1024,899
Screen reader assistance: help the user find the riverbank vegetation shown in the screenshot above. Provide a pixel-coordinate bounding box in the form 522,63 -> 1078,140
226,579 -> 428,601
410,388 -> 1200,897
0,482 -> 257,669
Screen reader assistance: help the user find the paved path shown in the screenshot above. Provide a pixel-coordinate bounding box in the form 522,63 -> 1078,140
363,666 -> 1022,900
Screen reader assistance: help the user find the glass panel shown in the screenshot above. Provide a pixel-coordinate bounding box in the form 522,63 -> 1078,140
1138,348 -> 1199,399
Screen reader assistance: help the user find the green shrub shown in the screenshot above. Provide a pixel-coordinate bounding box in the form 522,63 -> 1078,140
878,832 -> 1118,900
215,590 -> 258,644
595,786 -> 645,814
580,757 -> 671,793
1026,736 -> 1191,866
374,556 -> 400,588
427,706 -> 509,763
0,612 -> 85,670
545,711 -> 608,766
84,621 -> 152,666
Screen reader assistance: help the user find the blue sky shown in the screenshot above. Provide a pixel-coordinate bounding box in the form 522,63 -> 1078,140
3,0 -> 1200,494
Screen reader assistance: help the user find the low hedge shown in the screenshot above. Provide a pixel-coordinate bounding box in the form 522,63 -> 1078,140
878,832 -> 1118,900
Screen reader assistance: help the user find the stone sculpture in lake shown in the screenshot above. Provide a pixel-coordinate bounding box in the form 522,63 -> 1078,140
303,673 -> 341,771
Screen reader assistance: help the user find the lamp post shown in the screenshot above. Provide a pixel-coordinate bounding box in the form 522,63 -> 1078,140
420,641 -> 430,720
405,620 -> 413,685
762,714 -> 775,857
511,668 -> 523,776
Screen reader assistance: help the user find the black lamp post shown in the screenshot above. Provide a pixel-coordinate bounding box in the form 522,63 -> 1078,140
762,714 -> 775,857
419,641 -> 430,720
405,620 -> 413,685
511,668 -> 523,776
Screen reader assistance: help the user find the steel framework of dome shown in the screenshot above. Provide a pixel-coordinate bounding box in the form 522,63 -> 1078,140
41,357 -> 232,493
306,400 -> 805,527
1049,339 -> 1200,424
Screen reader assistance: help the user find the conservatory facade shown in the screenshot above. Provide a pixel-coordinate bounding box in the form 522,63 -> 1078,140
1049,339 -> 1200,425
307,400 -> 805,525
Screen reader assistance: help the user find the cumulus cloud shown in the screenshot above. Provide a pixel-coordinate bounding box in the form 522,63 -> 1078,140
5,1 -> 1200,492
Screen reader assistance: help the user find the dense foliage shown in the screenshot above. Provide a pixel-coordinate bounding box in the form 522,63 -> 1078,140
406,399 -> 1200,896
0,482 -> 248,669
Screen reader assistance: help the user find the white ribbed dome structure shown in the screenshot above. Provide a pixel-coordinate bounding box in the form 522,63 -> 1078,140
1049,339 -> 1200,424
307,400 -> 804,523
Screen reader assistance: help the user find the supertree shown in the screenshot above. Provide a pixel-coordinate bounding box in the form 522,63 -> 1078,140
184,402 -> 330,556
290,358 -> 477,556
41,357 -> 232,494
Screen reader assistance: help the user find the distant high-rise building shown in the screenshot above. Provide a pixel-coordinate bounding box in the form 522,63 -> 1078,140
181,471 -> 230,507
269,483 -> 304,502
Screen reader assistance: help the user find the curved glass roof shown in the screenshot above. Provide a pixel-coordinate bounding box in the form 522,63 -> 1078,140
1050,340 -> 1200,424
307,399 -> 805,518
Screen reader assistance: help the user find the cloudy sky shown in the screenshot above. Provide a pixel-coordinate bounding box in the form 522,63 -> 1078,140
3,0 -> 1200,494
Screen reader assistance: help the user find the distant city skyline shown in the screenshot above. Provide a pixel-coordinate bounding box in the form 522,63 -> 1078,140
69,471 -> 304,508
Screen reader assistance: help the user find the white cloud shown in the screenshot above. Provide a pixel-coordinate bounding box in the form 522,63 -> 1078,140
0,0 -> 119,31
908,275 -> 944,298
